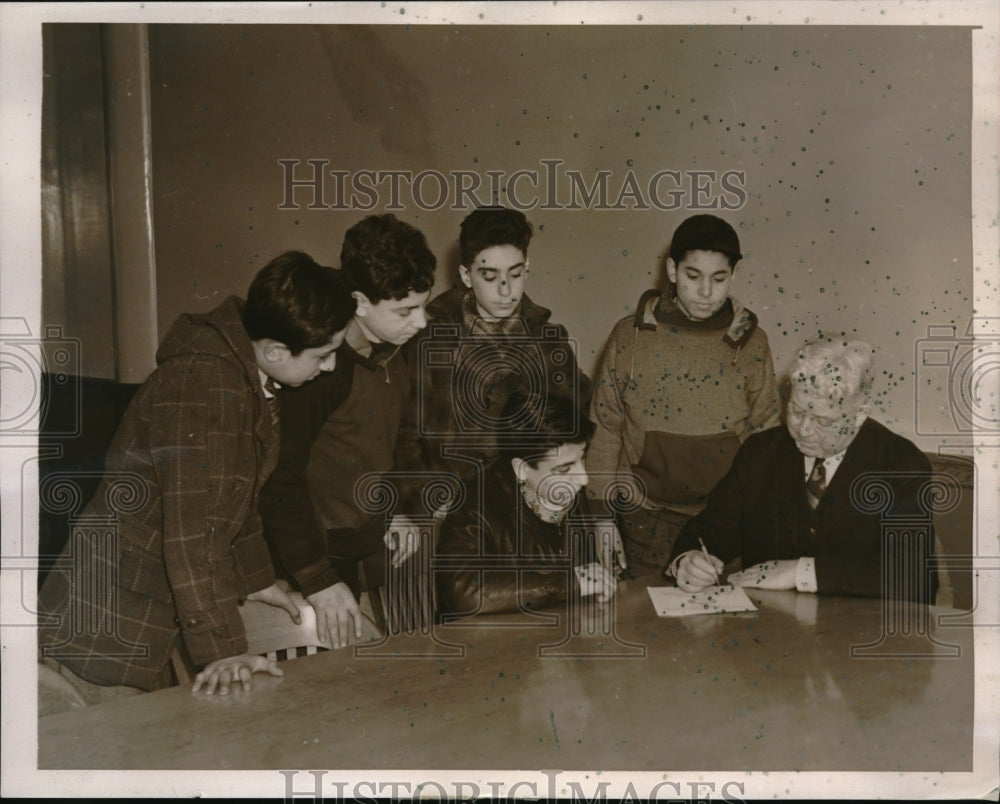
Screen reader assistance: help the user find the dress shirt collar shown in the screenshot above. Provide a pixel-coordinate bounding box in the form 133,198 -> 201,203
803,450 -> 845,484
344,316 -> 373,358
800,413 -> 868,484
259,368 -> 279,398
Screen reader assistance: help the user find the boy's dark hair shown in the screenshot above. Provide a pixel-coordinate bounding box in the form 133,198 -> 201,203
459,207 -> 533,268
669,214 -> 743,268
242,251 -> 356,355
498,390 -> 594,467
340,214 -> 436,302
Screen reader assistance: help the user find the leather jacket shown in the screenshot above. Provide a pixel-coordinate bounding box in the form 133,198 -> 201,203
435,459 -> 595,618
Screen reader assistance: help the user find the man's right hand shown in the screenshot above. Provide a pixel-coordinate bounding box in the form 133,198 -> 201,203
307,582 -> 362,649
674,550 -> 725,592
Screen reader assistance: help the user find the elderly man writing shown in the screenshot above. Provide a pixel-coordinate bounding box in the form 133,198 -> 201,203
667,339 -> 938,603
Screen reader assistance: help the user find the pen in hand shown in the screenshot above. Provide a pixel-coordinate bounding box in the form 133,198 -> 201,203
698,537 -> 720,584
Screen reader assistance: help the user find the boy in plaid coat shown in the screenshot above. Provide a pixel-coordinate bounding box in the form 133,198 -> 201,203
39,252 -> 355,698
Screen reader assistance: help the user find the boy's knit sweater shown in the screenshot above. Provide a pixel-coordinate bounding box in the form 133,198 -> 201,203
587,289 -> 781,516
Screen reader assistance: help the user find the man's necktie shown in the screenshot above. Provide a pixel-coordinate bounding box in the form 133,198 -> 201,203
805,457 -> 827,509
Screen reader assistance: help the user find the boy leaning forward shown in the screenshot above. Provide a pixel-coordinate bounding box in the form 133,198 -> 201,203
38,253 -> 354,701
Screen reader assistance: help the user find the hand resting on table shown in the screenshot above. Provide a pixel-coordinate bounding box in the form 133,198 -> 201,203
575,561 -> 617,603
191,580 -> 301,695
192,653 -> 283,695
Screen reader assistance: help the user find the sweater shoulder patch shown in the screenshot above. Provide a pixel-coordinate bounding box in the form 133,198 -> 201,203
723,304 -> 759,349
632,289 -> 662,331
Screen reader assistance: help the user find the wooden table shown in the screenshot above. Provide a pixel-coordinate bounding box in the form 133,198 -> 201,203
38,578 -> 974,772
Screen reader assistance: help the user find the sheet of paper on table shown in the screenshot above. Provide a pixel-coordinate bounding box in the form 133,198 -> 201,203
647,584 -> 758,616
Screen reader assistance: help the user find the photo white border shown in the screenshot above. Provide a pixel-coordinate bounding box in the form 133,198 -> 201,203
2,1 -> 998,799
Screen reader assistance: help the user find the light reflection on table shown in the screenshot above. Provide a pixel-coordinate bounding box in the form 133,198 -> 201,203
38,577 -> 973,771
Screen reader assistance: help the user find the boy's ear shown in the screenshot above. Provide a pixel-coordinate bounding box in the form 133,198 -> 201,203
458,265 -> 472,289
352,290 -> 371,316
665,258 -> 678,284
254,338 -> 292,367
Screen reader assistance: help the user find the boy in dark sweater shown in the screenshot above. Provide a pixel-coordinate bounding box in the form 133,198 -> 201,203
260,214 -> 436,649
393,207 -> 590,522
39,252 -> 354,700
587,214 -> 781,576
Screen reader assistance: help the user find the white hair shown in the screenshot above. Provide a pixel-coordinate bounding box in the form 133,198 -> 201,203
789,339 -> 874,402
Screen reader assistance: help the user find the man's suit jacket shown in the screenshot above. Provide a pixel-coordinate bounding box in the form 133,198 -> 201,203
670,419 -> 938,603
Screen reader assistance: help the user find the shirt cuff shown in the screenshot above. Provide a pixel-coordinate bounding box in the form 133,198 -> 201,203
795,556 -> 818,593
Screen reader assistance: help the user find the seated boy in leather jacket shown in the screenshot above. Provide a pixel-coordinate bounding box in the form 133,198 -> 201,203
436,391 -> 616,618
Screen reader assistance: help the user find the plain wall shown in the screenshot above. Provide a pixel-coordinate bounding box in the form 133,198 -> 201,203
137,24 -> 972,452
41,24 -> 116,379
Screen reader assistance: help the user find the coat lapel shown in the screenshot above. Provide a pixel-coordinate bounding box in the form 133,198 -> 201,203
813,419 -> 874,532
772,430 -> 812,555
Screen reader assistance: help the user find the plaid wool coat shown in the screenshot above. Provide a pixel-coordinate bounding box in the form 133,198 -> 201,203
38,297 -> 280,690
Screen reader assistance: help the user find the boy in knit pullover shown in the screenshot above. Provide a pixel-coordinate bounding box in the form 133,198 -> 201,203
587,214 -> 781,576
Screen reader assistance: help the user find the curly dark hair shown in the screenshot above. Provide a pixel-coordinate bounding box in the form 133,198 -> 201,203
340,214 -> 437,302
459,207 -> 533,267
497,390 -> 594,467
242,251 -> 356,355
